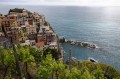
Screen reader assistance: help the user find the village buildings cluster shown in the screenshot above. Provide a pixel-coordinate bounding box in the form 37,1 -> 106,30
0,8 -> 58,49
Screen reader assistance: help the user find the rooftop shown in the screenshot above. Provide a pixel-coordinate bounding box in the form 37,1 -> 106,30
36,41 -> 44,47
1,17 -> 16,21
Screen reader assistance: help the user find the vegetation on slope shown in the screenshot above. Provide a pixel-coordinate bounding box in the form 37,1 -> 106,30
8,8 -> 24,14
0,44 -> 120,79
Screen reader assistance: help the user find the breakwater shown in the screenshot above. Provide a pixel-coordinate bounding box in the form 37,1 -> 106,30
60,37 -> 96,49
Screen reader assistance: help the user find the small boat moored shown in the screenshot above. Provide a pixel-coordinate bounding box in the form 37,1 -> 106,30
88,57 -> 98,63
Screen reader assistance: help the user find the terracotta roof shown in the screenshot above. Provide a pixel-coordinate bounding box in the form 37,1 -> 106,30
36,42 -> 44,47
2,18 -> 16,21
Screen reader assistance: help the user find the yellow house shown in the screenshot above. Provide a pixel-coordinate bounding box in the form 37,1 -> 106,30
20,30 -> 27,41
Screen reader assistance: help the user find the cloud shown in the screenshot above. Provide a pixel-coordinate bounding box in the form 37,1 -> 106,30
0,0 -> 26,2
0,0 -> 120,6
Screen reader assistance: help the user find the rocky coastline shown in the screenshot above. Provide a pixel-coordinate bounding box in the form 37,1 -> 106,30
59,37 -> 97,49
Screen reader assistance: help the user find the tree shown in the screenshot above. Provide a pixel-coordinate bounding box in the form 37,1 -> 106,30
0,48 -> 16,79
4,49 -> 16,78
0,47 -> 6,66
17,45 -> 36,78
12,43 -> 22,79
37,54 -> 65,79
69,67 -> 81,79
37,54 -> 54,79
81,66 -> 95,79
92,66 -> 105,79
29,47 -> 43,63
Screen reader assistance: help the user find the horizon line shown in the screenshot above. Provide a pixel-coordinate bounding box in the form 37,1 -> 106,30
1,2 -> 120,7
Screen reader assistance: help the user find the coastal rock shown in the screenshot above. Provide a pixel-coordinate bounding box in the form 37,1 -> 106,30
59,37 -> 96,49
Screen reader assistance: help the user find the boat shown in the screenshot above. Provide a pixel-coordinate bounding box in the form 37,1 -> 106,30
88,57 -> 98,63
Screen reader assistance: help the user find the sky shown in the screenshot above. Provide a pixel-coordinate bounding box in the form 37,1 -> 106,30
0,0 -> 120,6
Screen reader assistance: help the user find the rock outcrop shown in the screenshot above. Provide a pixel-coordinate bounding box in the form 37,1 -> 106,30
60,37 -> 96,49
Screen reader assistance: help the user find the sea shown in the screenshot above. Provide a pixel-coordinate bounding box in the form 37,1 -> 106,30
0,5 -> 120,70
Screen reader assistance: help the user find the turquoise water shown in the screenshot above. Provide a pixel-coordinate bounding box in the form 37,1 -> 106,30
1,6 -> 120,70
